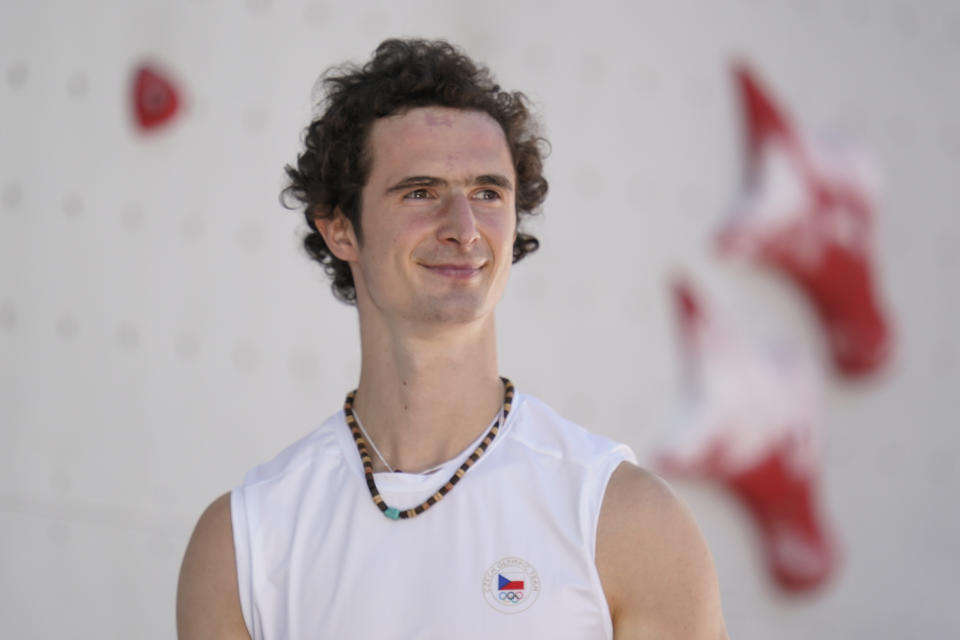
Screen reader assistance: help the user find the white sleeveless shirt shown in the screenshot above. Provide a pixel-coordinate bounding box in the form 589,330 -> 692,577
231,392 -> 637,639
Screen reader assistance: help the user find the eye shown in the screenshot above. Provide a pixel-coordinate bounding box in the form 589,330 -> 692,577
473,189 -> 501,201
404,188 -> 432,200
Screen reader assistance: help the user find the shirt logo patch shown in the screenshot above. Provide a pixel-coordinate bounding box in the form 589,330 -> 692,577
482,557 -> 540,613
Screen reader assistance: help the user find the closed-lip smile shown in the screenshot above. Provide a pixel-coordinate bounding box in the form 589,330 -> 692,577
420,262 -> 485,278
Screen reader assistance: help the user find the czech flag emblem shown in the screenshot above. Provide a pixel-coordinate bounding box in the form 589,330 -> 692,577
498,574 -> 525,591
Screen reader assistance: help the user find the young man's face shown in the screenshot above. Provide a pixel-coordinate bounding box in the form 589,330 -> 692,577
346,106 -> 517,328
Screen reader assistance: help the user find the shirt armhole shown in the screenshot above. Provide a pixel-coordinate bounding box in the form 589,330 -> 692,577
582,445 -> 638,640
230,487 -> 257,639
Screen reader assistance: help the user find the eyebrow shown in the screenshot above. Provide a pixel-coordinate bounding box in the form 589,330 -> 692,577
385,174 -> 514,194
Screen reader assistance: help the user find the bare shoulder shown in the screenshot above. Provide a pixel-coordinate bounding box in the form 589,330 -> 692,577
176,492 -> 251,640
596,462 -> 728,640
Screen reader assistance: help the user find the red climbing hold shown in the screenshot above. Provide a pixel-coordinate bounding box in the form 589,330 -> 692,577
132,64 -> 181,131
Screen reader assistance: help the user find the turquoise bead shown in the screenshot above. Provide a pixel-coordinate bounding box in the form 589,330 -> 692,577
384,507 -> 400,520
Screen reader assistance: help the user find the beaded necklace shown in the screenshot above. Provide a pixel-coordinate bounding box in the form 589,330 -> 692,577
343,377 -> 514,520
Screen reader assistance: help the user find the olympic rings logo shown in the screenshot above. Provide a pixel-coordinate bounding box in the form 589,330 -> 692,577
498,591 -> 524,603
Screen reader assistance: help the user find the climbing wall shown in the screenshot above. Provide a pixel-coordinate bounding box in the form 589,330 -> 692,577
2,1 -> 959,637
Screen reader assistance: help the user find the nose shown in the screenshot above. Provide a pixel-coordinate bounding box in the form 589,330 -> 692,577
439,193 -> 480,248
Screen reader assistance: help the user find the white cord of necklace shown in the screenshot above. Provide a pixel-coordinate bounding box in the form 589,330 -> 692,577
351,409 -> 396,473
351,408 -> 505,476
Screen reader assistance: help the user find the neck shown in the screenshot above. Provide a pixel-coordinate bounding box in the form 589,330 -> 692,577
351,314 -> 505,473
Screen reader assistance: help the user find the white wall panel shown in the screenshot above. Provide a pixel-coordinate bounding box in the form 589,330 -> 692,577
2,1 -> 959,637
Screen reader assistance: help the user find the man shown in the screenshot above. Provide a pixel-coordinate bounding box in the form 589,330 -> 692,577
177,38 -> 728,639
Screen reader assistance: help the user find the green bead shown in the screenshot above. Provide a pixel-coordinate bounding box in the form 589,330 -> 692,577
384,507 -> 400,520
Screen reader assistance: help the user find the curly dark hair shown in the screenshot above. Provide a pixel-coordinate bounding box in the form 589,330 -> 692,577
281,38 -> 549,303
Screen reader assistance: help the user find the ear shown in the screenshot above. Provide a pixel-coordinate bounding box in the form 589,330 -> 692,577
314,208 -> 359,262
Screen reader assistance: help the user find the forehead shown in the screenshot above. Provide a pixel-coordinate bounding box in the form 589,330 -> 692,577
365,107 -> 513,181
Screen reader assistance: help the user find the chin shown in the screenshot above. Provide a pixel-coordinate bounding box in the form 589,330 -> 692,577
417,307 -> 486,325
414,294 -> 493,324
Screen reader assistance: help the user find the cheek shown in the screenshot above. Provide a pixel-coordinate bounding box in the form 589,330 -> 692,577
384,218 -> 434,266
481,208 -> 516,239
497,214 -> 518,249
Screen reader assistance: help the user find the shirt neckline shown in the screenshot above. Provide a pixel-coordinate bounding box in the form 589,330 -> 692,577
334,392 -> 523,493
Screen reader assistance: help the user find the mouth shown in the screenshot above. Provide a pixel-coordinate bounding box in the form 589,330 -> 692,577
420,262 -> 486,279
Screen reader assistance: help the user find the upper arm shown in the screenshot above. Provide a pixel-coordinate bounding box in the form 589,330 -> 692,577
176,492 -> 251,640
596,463 -> 728,640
